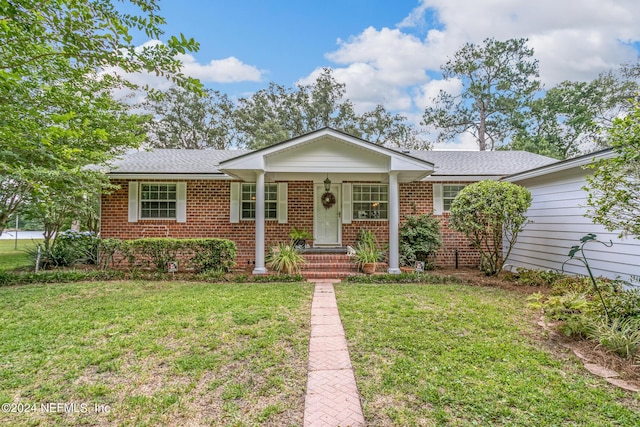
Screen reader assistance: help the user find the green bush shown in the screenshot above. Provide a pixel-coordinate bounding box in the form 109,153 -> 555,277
343,272 -> 464,284
511,268 -> 565,287
266,242 -> 306,274
587,317 -> 640,360
33,230 -> 100,268
112,238 -> 237,272
0,270 -> 125,286
399,214 -> 442,269
449,180 -> 531,275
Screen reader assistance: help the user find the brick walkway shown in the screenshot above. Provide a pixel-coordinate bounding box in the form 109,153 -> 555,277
303,280 -> 365,427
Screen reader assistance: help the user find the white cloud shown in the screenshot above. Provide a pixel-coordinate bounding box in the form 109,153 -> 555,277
178,54 -> 263,83
300,0 -> 640,150
414,78 -> 463,110
400,0 -> 640,86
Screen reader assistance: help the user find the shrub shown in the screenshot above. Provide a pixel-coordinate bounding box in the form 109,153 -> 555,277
266,243 -> 306,274
108,238 -> 237,272
34,230 -> 100,268
399,214 -> 442,269
587,317 -> 640,359
343,272 -> 464,285
449,180 -> 531,275
511,268 -> 565,287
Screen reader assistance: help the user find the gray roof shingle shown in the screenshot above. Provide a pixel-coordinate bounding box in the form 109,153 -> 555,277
107,149 -> 250,174
106,148 -> 558,177
404,150 -> 558,176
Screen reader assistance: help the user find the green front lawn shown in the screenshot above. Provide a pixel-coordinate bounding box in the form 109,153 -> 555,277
0,239 -> 39,271
336,283 -> 640,426
0,281 -> 313,426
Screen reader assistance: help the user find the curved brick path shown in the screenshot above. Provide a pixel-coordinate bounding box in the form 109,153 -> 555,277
303,280 -> 365,427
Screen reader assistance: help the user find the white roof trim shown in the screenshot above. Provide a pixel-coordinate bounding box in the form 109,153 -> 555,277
422,175 -> 504,182
504,149 -> 615,183
218,128 -> 435,175
108,173 -> 232,180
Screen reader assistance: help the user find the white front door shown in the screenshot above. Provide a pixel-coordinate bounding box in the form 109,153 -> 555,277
314,184 -> 341,246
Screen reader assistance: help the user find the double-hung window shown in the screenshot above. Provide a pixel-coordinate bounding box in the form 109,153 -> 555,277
241,183 -> 278,220
442,184 -> 466,212
140,183 -> 177,219
352,184 -> 388,220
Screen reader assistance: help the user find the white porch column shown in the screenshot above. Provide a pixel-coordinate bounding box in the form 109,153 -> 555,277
388,171 -> 401,274
253,171 -> 267,274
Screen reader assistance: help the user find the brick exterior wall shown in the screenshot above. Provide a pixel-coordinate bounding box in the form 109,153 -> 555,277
101,179 -> 480,270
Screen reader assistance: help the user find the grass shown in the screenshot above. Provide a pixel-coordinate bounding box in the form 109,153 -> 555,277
0,239 -> 40,271
335,283 -> 640,426
0,280 -> 313,426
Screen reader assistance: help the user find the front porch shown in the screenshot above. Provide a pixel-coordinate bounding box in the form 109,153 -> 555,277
218,128 -> 435,275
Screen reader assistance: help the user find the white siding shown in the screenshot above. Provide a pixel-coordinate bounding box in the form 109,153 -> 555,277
506,168 -> 640,285
265,138 -> 388,172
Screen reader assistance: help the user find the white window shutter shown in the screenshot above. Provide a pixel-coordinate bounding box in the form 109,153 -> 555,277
230,182 -> 240,223
342,183 -> 352,224
128,182 -> 138,223
277,182 -> 288,224
176,182 -> 187,223
433,183 -> 443,215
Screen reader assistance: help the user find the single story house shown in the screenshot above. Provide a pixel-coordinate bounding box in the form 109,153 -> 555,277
101,128 -> 559,274
504,149 -> 640,285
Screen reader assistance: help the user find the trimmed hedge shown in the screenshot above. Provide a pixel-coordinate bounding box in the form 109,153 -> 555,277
102,238 -> 237,272
344,272 -> 464,284
0,270 -> 126,287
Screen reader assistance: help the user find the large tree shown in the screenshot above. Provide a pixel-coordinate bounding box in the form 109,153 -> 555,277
145,88 -> 236,149
585,101 -> 640,239
234,68 -> 427,149
422,38 -> 541,151
509,70 -> 638,159
0,0 -> 200,234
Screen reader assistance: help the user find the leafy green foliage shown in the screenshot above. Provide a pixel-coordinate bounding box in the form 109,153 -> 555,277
234,68 -> 428,149
100,238 -> 237,272
343,272 -> 464,284
353,229 -> 385,271
399,214 -> 442,268
0,0 -> 201,234
266,243 -> 306,274
35,230 -> 101,268
509,268 -> 566,287
422,38 -> 541,151
508,71 -> 637,159
449,180 -> 532,275
144,88 -> 236,149
587,317 -> 640,360
585,100 -> 640,238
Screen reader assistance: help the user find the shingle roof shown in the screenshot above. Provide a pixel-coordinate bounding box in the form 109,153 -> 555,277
107,149 -> 250,174
106,148 -> 558,176
403,150 -> 558,176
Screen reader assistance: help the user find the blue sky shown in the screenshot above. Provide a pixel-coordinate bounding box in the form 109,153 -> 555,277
129,0 -> 640,149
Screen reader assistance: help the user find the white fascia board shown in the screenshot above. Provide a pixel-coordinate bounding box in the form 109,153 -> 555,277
219,128 -> 434,172
422,175 -> 503,182
107,173 -> 232,180
504,150 -> 615,183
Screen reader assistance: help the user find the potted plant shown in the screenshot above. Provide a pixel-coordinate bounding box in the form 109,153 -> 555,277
289,227 -> 313,250
353,229 -> 383,274
267,242 -> 306,274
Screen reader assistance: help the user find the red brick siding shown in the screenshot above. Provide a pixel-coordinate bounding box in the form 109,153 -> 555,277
101,179 -> 480,270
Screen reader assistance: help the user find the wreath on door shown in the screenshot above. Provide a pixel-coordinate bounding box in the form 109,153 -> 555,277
321,191 -> 336,209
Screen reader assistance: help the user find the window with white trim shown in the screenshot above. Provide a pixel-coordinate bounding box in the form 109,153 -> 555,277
140,183 -> 177,219
241,183 -> 278,220
352,184 -> 388,220
443,184 -> 466,212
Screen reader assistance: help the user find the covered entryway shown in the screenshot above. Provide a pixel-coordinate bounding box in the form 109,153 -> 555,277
314,183 -> 341,246
218,128 -> 435,275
